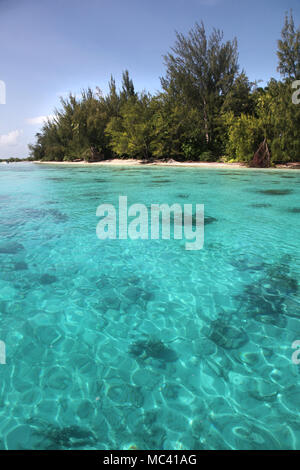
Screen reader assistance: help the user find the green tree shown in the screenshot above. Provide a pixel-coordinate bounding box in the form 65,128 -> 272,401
224,112 -> 263,162
104,75 -> 121,118
162,22 -> 239,150
256,79 -> 300,163
29,15 -> 300,166
106,93 -> 155,159
121,70 -> 136,101
277,10 -> 300,79
222,72 -> 255,116
151,90 -> 205,160
29,89 -> 113,162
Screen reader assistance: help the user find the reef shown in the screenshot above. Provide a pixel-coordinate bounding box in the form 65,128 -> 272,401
250,203 -> 272,208
287,208 -> 300,213
0,242 -> 25,254
256,189 -> 293,196
235,259 -> 298,327
129,336 -> 178,363
208,320 -> 249,350
34,424 -> 97,450
169,213 -> 217,227
14,261 -> 28,271
40,274 -> 58,285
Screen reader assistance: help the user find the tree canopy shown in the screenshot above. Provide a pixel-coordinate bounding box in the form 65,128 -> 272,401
29,13 -> 300,165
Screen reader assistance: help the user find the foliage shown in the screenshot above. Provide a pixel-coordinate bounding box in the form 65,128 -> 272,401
161,21 -> 239,153
224,112 -> 263,162
256,79 -> 300,163
277,10 -> 300,79
29,14 -> 300,165
106,92 -> 155,159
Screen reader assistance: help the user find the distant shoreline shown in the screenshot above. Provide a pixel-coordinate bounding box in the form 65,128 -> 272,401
33,159 -> 300,170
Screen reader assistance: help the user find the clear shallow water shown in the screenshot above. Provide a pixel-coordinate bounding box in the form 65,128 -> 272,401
0,162 -> 300,450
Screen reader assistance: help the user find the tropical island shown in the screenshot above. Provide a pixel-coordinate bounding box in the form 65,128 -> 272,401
1,1 -> 300,453
29,12 -> 300,169
0,157 -> 35,164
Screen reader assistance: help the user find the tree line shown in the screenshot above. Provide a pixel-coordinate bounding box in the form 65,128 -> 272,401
29,12 -> 300,165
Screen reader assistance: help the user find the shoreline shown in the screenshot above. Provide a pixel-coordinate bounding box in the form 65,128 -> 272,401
34,159 -> 300,170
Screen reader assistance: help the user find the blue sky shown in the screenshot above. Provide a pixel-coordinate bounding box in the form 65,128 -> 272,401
0,0 -> 299,158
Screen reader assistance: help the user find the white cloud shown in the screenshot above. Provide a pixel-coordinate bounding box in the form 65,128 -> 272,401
0,130 -> 23,147
26,115 -> 54,125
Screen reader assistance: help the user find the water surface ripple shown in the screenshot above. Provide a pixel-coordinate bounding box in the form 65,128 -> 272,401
0,163 -> 299,450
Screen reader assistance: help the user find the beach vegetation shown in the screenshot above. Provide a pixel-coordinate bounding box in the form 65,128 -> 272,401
29,13 -> 300,165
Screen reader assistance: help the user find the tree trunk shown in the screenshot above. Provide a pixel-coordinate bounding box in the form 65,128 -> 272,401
203,97 -> 209,144
249,139 -> 271,168
89,146 -> 104,162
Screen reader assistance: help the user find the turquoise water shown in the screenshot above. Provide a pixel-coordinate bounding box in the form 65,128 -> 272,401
0,162 -> 300,450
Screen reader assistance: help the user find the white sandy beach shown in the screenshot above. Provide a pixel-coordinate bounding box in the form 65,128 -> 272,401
35,159 -> 244,168
34,159 -> 300,169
